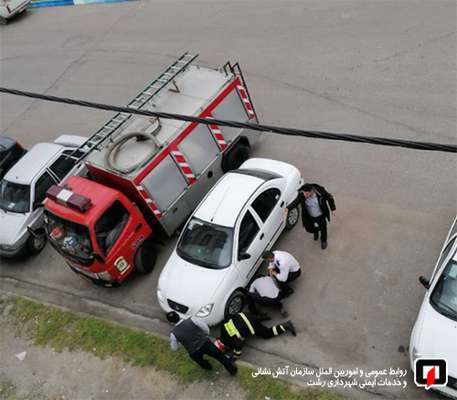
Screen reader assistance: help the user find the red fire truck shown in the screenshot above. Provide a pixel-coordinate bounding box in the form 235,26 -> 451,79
43,53 -> 259,286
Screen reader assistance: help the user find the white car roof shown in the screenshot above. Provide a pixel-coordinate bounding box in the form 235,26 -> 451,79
4,143 -> 62,185
194,172 -> 264,227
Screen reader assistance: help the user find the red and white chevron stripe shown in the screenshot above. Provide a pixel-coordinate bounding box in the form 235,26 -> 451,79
236,85 -> 256,119
208,124 -> 227,150
171,150 -> 197,183
136,185 -> 162,218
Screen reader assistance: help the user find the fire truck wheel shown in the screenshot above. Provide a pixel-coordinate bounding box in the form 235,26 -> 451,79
222,143 -> 250,172
26,233 -> 47,254
285,205 -> 299,230
224,289 -> 246,319
134,240 -> 157,274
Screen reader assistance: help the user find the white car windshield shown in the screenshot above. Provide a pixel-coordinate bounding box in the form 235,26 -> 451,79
0,179 -> 30,213
177,218 -> 233,269
430,259 -> 457,322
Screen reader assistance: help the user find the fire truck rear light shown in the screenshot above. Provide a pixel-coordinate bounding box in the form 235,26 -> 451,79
46,185 -> 92,212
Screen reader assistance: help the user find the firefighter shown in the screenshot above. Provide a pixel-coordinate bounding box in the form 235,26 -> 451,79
216,312 -> 296,358
167,311 -> 237,375
263,250 -> 301,296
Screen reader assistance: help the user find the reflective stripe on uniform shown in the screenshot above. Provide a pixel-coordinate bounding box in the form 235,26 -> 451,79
224,320 -> 242,339
273,326 -> 278,336
239,313 -> 255,335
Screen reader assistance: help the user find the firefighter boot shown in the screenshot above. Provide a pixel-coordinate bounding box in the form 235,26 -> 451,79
284,320 -> 296,336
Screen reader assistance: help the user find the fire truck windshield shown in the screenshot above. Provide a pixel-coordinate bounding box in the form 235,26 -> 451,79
177,218 -> 233,269
0,180 -> 30,213
44,210 -> 94,265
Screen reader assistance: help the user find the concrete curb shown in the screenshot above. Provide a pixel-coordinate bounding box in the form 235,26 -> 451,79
0,276 -> 394,399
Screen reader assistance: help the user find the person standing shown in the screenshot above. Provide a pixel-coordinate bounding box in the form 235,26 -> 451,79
217,312 -> 296,358
287,183 -> 336,250
167,312 -> 237,375
262,250 -> 301,295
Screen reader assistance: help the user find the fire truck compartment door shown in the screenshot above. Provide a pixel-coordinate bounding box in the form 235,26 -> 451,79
211,89 -> 249,144
178,125 -> 219,176
141,155 -> 190,217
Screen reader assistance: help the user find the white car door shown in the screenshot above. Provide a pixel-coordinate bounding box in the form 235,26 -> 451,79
250,180 -> 287,249
28,171 -> 56,231
235,208 -> 266,284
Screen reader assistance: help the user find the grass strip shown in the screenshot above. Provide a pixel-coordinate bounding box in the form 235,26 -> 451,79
10,298 -> 343,400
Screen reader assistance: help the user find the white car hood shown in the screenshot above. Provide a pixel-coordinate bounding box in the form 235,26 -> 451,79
0,210 -> 28,245
416,300 -> 457,377
159,252 -> 230,313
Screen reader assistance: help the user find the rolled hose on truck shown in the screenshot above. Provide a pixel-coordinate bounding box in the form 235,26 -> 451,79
104,132 -> 156,174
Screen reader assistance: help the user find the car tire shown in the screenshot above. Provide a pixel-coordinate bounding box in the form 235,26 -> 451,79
134,239 -> 157,274
285,205 -> 299,230
26,232 -> 47,254
222,143 -> 250,172
0,17 -> 7,25
224,289 -> 246,319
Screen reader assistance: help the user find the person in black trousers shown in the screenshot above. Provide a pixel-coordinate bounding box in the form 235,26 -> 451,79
217,312 -> 296,358
167,311 -> 237,375
287,183 -> 336,250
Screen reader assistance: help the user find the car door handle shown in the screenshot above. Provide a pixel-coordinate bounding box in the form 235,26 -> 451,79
280,201 -> 284,207
260,233 -> 264,240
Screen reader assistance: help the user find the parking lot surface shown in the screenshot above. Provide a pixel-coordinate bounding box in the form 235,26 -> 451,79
1,1 -> 456,398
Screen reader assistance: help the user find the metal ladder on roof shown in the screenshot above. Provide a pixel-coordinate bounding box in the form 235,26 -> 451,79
68,52 -> 198,163
222,61 -> 259,123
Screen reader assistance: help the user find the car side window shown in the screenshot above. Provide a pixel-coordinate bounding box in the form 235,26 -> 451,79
49,151 -> 77,181
95,201 -> 130,257
437,237 -> 456,269
251,188 -> 281,222
34,172 -> 55,206
238,210 -> 260,256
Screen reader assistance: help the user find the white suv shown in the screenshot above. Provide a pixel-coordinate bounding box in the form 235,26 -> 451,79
0,135 -> 86,257
410,215 -> 457,398
157,158 -> 302,326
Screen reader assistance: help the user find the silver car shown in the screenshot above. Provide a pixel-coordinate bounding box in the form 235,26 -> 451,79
0,135 -> 86,257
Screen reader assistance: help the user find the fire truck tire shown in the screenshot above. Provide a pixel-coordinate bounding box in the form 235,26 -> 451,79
222,143 -> 250,172
224,289 -> 246,319
26,232 -> 47,254
285,205 -> 300,230
134,240 -> 157,274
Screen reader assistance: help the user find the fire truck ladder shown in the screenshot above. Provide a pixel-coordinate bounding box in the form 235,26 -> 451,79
222,61 -> 259,124
67,52 -> 199,163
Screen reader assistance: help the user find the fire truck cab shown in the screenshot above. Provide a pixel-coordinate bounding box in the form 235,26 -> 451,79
44,53 -> 260,286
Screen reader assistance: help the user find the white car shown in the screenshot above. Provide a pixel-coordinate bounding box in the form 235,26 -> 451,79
0,135 -> 87,257
157,158 -> 303,326
410,215 -> 457,398
0,0 -> 30,24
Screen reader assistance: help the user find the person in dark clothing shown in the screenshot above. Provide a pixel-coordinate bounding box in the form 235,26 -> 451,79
287,183 -> 336,250
216,312 -> 296,358
167,311 -> 237,375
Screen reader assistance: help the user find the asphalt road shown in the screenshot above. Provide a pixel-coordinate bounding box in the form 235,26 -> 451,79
1,1 -> 456,399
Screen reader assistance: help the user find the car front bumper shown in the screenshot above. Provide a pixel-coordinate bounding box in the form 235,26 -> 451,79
0,239 -> 26,257
157,294 -> 223,326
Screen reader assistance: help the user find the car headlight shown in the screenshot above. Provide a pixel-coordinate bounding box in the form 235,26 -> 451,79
196,303 -> 214,318
97,271 -> 113,282
157,287 -> 164,302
